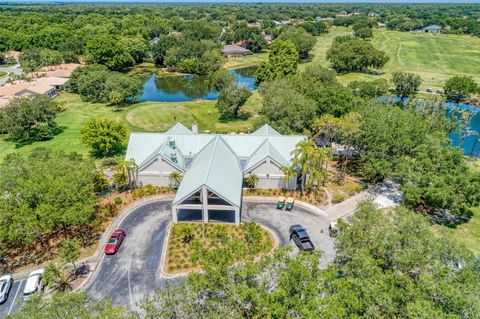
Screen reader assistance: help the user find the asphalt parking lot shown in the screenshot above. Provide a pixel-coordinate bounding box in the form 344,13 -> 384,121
83,200 -> 334,310
0,279 -> 26,318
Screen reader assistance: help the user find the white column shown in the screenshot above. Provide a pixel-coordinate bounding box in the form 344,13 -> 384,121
234,207 -> 240,225
202,186 -> 209,223
172,205 -> 178,223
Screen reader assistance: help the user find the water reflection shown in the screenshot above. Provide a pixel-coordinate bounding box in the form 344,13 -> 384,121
137,66 -> 257,102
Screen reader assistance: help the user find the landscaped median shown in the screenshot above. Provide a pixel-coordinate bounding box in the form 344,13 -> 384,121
163,222 -> 276,275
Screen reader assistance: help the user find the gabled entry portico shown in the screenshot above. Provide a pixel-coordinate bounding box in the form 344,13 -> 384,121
172,185 -> 241,224
171,136 -> 243,225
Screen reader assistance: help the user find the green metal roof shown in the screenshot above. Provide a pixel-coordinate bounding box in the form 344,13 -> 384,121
126,130 -> 305,169
250,124 -> 281,136
165,122 -> 193,135
244,139 -> 289,172
135,137 -> 186,171
172,136 -> 243,208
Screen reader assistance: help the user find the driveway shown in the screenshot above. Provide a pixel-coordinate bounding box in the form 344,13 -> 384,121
0,65 -> 22,85
0,279 -> 26,318
85,200 -> 334,310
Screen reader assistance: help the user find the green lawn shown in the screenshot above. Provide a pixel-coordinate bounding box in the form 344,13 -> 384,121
0,71 -> 7,77
0,92 -> 262,161
0,94 -> 122,160
305,27 -> 480,89
123,91 -> 261,133
224,52 -> 268,70
432,207 -> 480,256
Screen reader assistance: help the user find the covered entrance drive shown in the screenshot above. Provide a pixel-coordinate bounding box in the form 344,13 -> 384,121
173,186 -> 240,224
171,136 -> 243,225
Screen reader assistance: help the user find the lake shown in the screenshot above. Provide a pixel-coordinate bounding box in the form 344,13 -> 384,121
136,74 -> 479,158
136,66 -> 257,102
380,96 -> 479,157
448,104 -> 480,158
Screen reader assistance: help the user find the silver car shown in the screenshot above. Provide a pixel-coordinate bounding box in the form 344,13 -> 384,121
0,275 -> 13,304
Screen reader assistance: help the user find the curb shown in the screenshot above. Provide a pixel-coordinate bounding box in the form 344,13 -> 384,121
75,194 -> 174,292
156,222 -> 280,279
243,196 -> 329,218
7,193 -> 354,284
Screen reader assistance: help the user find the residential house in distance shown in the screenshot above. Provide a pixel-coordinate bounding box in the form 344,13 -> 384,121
247,22 -> 261,28
422,24 -> 442,34
222,44 -> 251,57
263,34 -> 273,45
37,63 -> 82,78
0,63 -> 80,108
316,17 -> 335,22
125,123 -> 306,224
150,37 -> 160,46
3,51 -> 21,63
0,76 -> 69,102
274,20 -> 293,27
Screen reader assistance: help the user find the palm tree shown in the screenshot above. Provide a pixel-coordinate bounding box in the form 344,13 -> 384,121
114,159 -> 138,191
168,171 -> 183,189
43,263 -> 71,292
291,140 -> 314,193
281,165 -> 297,190
310,147 -> 330,186
245,173 -> 259,189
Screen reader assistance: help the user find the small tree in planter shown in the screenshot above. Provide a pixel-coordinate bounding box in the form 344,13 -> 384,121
179,225 -> 194,244
43,263 -> 71,292
58,239 -> 81,278
246,174 -> 259,189
168,171 -> 183,189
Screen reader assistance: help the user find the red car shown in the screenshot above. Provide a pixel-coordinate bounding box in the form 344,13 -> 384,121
104,229 -> 126,255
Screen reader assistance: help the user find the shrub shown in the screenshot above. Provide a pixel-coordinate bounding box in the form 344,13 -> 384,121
0,95 -> 62,142
101,158 -> 118,167
93,171 -> 109,193
132,185 -> 160,200
113,196 -> 123,206
80,119 -> 127,157
179,225 -> 194,244
332,193 -> 346,204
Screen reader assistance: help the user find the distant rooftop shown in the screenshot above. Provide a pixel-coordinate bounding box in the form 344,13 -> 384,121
222,44 -> 251,55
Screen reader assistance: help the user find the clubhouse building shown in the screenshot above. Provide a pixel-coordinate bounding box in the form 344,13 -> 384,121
125,123 -> 305,224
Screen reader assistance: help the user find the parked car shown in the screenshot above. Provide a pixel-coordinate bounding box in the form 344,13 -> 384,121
23,269 -> 44,298
104,229 -> 126,255
0,275 -> 13,304
289,224 -> 315,252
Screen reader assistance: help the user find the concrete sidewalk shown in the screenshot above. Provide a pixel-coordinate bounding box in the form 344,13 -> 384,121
324,191 -> 372,221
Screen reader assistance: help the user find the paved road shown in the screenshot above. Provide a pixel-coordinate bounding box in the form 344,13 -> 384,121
0,65 -> 22,85
243,202 -> 335,267
0,279 -> 26,318
86,200 -> 333,310
86,201 -> 172,311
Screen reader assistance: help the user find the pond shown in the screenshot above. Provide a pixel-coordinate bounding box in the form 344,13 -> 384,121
377,96 -> 479,157
136,66 -> 257,103
448,103 -> 480,158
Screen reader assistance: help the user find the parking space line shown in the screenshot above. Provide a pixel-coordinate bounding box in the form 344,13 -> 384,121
7,280 -> 23,315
